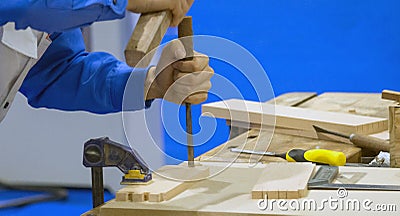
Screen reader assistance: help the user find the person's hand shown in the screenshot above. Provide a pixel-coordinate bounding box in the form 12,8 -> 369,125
127,0 -> 194,26
144,40 -> 214,104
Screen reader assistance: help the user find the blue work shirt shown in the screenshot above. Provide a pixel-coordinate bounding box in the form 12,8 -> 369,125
0,0 -> 127,33
20,29 -> 149,114
1,0 -> 151,114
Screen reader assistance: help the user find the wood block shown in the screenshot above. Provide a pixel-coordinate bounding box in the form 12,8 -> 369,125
382,90 -> 400,103
389,105 -> 400,168
115,165 -> 209,202
125,11 -> 172,67
251,163 -> 316,199
202,99 -> 388,136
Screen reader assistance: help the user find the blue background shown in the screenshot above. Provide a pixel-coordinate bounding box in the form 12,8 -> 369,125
164,0 -> 400,162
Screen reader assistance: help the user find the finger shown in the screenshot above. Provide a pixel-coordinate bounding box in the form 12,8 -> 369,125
185,93 -> 208,104
173,67 -> 214,84
157,39 -> 186,73
171,8 -> 184,26
172,53 -> 209,72
172,80 -> 211,97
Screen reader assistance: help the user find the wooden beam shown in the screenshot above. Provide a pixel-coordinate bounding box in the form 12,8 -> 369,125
382,90 -> 400,103
389,105 -> 400,168
202,99 -> 388,136
125,11 -> 172,67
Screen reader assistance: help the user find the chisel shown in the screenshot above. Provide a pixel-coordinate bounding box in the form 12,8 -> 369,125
313,125 -> 390,152
230,148 -> 346,166
178,16 -> 195,167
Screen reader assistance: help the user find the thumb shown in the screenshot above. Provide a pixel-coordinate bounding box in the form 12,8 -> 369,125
169,39 -> 186,60
157,39 -> 186,72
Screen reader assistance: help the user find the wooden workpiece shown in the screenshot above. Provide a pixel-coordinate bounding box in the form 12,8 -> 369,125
202,99 -> 388,136
252,163 -> 316,199
389,105 -> 400,168
228,92 -> 318,138
382,90 -> 400,167
83,162 -> 400,216
300,92 -> 396,118
382,90 -> 400,104
115,165 -> 209,202
125,11 -> 172,67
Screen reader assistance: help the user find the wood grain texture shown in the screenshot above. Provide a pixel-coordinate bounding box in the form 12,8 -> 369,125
196,129 -> 362,164
83,163 -> 400,216
268,92 -> 317,107
125,11 -> 172,67
299,92 -> 396,118
382,90 -> 400,103
389,105 -> 400,168
202,99 -> 388,136
116,165 -> 209,202
251,163 -> 316,199
228,92 -> 317,138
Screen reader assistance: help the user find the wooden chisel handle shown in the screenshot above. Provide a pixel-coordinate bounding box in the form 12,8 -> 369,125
350,134 -> 390,152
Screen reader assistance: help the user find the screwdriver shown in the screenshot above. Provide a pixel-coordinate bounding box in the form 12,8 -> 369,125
230,148 -> 346,166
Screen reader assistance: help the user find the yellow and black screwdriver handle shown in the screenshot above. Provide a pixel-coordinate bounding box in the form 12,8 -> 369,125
277,149 -> 346,166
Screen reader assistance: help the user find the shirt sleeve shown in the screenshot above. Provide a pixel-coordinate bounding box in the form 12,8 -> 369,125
0,0 -> 127,33
20,28 -> 151,114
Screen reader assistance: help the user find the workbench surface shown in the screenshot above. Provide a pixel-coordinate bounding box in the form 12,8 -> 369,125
82,92 -> 399,216
83,162 -> 400,216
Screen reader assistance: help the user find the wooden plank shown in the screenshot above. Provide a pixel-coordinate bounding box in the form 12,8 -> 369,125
125,11 -> 172,67
115,165 -> 209,202
389,105 -> 400,168
382,90 -> 400,103
228,92 -> 317,138
202,99 -> 388,136
267,92 -> 317,106
252,163 -> 316,199
299,92 -> 396,118
88,163 -> 400,216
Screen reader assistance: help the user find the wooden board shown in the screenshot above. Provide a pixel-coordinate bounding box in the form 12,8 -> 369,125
228,92 -> 317,138
202,99 -> 388,135
382,90 -> 400,103
83,163 -> 400,216
125,11 -> 172,67
299,92 -> 396,118
251,163 -> 316,199
389,105 -> 400,168
267,92 -> 317,107
116,165 -> 209,202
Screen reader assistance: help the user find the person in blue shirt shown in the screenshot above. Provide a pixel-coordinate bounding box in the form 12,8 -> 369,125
0,0 -> 194,32
0,0 -> 213,122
